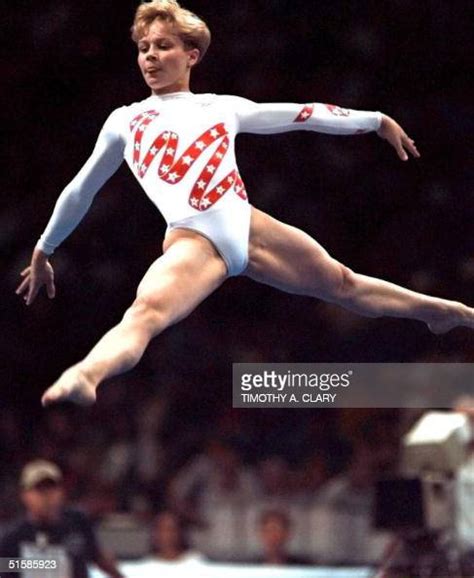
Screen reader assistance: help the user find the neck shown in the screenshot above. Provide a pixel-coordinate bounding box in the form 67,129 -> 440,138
152,76 -> 191,96
27,511 -> 59,525
157,548 -> 182,560
152,89 -> 192,97
265,551 -> 286,565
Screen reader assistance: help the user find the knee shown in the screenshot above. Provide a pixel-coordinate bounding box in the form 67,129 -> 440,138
123,295 -> 172,335
332,263 -> 358,303
303,258 -> 357,302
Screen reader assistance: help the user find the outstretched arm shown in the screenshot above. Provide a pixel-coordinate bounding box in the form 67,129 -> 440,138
232,97 -> 420,160
16,108 -> 126,305
36,107 -> 126,255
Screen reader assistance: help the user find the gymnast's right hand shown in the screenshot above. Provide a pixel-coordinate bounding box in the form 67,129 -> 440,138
16,248 -> 56,306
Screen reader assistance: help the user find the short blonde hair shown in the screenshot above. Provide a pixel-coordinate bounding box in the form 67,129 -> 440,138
131,0 -> 211,63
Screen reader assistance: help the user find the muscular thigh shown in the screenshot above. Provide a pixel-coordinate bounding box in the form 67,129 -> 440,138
244,207 -> 345,298
135,230 -> 227,325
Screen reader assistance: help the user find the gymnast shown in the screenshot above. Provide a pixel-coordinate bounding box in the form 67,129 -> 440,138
15,0 -> 474,406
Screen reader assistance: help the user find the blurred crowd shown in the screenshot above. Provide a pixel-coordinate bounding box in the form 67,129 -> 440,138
0,401 -> 404,564
1,401 -> 473,567
1,0 -> 473,570
0,396 -> 472,564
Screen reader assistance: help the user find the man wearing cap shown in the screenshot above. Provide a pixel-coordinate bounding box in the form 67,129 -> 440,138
0,460 -> 124,578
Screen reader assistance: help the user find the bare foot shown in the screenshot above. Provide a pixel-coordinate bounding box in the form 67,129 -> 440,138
41,364 -> 97,407
427,303 -> 474,335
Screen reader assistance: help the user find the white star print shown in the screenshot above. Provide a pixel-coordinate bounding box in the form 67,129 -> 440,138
182,155 -> 194,166
134,143 -> 140,151
166,147 -> 174,155
167,172 -> 179,182
197,180 -> 206,190
215,152 -> 223,159
150,146 -> 158,155
210,128 -> 220,138
301,111 -> 310,118
216,186 -> 225,195
195,141 -> 206,150
227,176 -> 233,183
200,198 -> 211,208
160,164 -> 170,173
206,165 -> 216,174
190,197 -> 199,207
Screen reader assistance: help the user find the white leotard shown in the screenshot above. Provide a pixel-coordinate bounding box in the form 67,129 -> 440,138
36,92 -> 381,275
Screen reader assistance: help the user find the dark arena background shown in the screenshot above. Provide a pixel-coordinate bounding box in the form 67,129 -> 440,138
1,1 -> 473,576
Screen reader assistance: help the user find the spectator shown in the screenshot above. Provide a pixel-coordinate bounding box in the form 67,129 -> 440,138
169,436 -> 258,559
0,460 -> 123,578
254,509 -> 312,566
308,436 -> 394,565
243,455 -> 310,559
145,510 -> 204,564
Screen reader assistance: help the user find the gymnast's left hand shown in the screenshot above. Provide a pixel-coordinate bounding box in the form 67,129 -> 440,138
377,114 -> 420,161
15,248 -> 56,306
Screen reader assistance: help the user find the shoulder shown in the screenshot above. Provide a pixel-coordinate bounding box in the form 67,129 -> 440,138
207,93 -> 256,108
62,508 -> 93,530
120,95 -> 154,112
96,106 -> 128,141
1,517 -> 29,537
0,518 -> 30,551
105,95 -> 170,135
103,97 -> 153,128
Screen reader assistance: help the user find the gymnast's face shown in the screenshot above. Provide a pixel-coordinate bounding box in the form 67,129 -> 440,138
137,19 -> 199,95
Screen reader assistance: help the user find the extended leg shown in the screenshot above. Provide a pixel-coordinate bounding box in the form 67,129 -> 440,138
42,232 -> 227,406
245,208 -> 474,333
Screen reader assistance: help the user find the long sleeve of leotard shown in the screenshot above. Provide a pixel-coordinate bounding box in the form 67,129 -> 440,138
35,108 -> 125,255
230,96 -> 383,135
